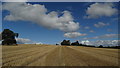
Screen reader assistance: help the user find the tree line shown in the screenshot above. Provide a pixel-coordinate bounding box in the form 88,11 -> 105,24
1,29 -> 119,49
60,40 -> 120,49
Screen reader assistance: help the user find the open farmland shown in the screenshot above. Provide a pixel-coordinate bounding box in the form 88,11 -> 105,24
2,44 -> 119,67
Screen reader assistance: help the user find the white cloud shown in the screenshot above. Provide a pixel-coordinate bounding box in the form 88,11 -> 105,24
3,2 -> 79,32
85,3 -> 117,19
64,32 -> 86,38
16,38 -> 32,44
80,40 -> 119,46
35,42 -> 43,45
94,22 -> 109,28
0,37 -> 42,44
83,34 -> 119,40
16,38 -> 43,44
80,40 -> 92,45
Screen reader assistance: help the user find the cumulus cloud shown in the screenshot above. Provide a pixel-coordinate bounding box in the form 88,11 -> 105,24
83,34 -> 120,40
94,22 -> 109,28
0,37 -> 42,44
16,38 -> 42,44
16,38 -> 32,44
80,40 -> 119,46
80,40 -> 91,45
85,3 -> 117,19
3,2 -> 79,32
35,42 -> 43,45
64,32 -> 87,38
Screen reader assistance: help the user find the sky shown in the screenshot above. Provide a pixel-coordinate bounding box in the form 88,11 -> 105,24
1,2 -> 120,46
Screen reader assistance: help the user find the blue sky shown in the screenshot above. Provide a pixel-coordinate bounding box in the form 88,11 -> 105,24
2,2 -> 119,45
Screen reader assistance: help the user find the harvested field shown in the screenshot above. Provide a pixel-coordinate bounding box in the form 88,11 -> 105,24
2,44 -> 119,67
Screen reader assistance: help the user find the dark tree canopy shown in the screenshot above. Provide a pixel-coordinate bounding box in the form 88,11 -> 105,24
99,45 -> 103,48
71,41 -> 79,46
2,29 -> 19,45
60,40 -> 119,49
61,40 -> 71,45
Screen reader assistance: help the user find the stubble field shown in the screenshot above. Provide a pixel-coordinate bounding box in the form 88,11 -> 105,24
2,44 -> 119,66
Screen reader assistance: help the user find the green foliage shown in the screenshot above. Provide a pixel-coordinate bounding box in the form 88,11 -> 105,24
99,45 -> 103,48
2,29 -> 19,45
61,40 -> 71,45
71,41 -> 79,46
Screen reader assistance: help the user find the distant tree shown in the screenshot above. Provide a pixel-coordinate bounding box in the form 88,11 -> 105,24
107,46 -> 110,48
56,43 -> 59,45
2,29 -> 19,45
99,45 -> 103,48
71,41 -> 79,46
116,46 -> 120,49
61,40 -> 70,45
86,45 -> 95,47
78,43 -> 84,46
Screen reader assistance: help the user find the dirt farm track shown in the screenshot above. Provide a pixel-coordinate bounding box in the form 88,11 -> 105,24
2,44 -> 119,67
